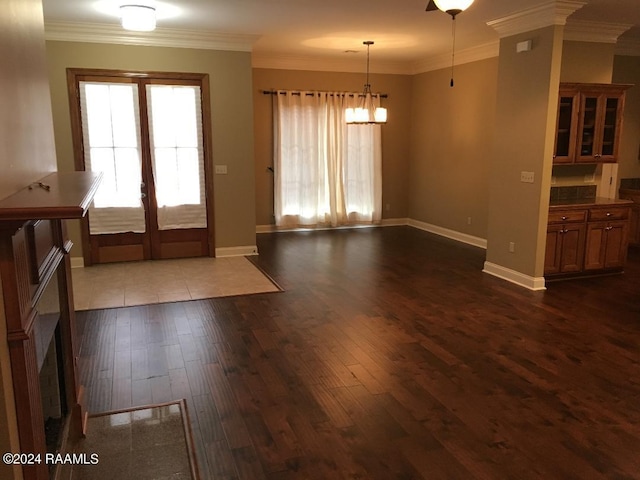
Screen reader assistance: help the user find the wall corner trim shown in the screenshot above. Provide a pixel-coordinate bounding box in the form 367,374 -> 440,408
482,261 -> 547,291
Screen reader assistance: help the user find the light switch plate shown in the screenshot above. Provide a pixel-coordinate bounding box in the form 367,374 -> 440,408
520,171 -> 535,183
215,165 -> 228,174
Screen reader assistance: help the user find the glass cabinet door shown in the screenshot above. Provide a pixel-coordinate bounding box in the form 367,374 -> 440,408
554,84 -> 629,165
600,96 -> 620,160
553,90 -> 578,164
576,95 -> 599,162
576,91 -> 625,164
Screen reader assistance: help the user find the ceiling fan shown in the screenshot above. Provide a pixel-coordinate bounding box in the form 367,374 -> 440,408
425,0 -> 439,12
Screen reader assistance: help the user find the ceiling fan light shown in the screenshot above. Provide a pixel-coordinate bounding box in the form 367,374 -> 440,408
433,0 -> 474,14
120,4 -> 157,32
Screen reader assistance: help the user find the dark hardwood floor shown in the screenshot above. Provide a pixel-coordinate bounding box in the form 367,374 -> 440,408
76,226 -> 640,479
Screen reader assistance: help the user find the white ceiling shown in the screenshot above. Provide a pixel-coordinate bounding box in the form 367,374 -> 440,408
42,0 -> 640,70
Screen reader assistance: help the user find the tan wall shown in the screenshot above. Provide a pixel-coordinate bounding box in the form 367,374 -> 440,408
252,68 -> 412,226
1,0 -> 59,477
486,25 -> 563,278
561,41 -> 615,83
408,58 -> 498,239
613,55 -> 640,182
45,41 -> 256,256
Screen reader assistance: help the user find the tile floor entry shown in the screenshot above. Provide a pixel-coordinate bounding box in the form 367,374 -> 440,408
72,256 -> 281,311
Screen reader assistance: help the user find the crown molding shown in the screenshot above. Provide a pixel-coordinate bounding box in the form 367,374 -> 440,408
487,0 -> 587,38
252,53 -> 412,75
411,41 -> 499,74
253,41 -> 500,76
44,21 -> 259,52
564,20 -> 633,44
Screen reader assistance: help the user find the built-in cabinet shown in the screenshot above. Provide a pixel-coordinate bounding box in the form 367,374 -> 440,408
0,172 -> 100,480
553,83 -> 630,164
545,201 -> 632,278
545,209 -> 586,275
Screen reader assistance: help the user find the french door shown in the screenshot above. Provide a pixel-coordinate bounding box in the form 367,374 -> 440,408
67,69 -> 214,265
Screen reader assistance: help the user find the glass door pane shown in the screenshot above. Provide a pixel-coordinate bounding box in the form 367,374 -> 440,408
601,97 -> 619,156
146,84 -> 207,230
579,96 -> 598,157
555,95 -> 574,159
80,82 -> 146,234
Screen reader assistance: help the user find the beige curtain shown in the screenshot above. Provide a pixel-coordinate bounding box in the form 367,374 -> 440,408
274,90 -> 382,228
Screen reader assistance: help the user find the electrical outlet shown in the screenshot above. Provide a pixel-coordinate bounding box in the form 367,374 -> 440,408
584,173 -> 595,183
509,242 -> 515,253
467,217 -> 472,225
520,171 -> 535,183
385,203 -> 391,211
215,165 -> 228,174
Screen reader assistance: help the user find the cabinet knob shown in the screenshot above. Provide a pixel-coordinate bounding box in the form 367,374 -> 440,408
595,153 -> 602,158
606,212 -> 612,217
561,216 -> 568,221
605,226 -> 613,231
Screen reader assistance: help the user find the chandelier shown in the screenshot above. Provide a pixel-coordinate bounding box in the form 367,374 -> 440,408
345,41 -> 387,125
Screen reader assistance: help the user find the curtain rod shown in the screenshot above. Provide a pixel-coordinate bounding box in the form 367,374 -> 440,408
262,90 -> 388,99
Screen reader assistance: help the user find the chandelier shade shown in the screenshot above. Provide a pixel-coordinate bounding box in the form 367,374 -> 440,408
120,4 -> 157,31
345,41 -> 387,125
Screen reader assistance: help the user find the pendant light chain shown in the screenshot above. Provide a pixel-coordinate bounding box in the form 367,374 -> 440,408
431,0 -> 475,87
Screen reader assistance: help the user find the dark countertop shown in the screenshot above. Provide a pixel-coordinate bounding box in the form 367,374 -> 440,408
549,196 -> 633,209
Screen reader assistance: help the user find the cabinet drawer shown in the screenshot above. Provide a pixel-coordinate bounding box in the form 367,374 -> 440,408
548,209 -> 587,224
588,207 -> 629,221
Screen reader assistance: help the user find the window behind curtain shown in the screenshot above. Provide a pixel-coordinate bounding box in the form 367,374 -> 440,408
274,91 -> 382,228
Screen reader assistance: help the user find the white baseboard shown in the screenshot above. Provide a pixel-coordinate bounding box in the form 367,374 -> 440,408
407,219 -> 487,249
215,245 -> 258,257
380,217 -> 410,227
483,261 -> 546,291
255,222 -> 396,234
70,257 -> 85,269
256,224 -> 276,233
